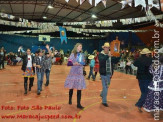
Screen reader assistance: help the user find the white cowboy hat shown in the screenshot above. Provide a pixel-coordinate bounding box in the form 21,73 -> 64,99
102,42 -> 110,49
88,55 -> 95,60
140,48 -> 151,54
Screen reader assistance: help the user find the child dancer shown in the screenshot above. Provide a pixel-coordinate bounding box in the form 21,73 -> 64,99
87,55 -> 95,81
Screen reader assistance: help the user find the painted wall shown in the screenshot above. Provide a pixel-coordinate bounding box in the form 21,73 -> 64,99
0,34 -> 104,53
0,32 -> 145,54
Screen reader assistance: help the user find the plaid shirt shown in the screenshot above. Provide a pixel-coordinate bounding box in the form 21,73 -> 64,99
34,56 -> 46,73
44,57 -> 52,70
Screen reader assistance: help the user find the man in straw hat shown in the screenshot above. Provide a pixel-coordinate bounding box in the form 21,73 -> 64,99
133,48 -> 153,112
87,55 -> 95,81
98,42 -> 121,107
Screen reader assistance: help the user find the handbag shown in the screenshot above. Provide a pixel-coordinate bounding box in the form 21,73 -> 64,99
67,60 -> 73,66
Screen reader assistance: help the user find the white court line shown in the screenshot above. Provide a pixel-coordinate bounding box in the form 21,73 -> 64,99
110,89 -> 116,91
127,94 -> 139,96
23,98 -> 32,101
131,89 -> 136,90
52,94 -> 60,96
112,78 -> 136,80
121,89 -> 126,90
6,101 -> 15,104
0,84 -> 16,86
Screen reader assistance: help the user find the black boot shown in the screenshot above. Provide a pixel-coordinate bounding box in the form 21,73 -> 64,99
45,80 -> 49,86
29,87 -> 31,91
29,77 -> 34,87
24,77 -> 28,94
69,89 -> 73,105
95,72 -> 97,79
29,78 -> 34,91
77,90 -> 84,109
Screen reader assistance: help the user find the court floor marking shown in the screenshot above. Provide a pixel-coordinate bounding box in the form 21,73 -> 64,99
23,98 -> 32,101
6,101 -> 15,104
2,89 -> 140,105
0,81 -> 66,86
73,98 -> 138,122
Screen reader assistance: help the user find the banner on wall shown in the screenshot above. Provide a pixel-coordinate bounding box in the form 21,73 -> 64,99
38,35 -> 51,42
59,26 -> 67,44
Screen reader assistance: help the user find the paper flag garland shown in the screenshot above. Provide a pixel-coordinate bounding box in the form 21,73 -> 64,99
101,0 -> 107,7
134,0 -> 146,10
120,0 -> 132,9
80,0 -> 85,5
65,0 -> 70,2
95,0 -> 101,6
88,0 -> 93,5
148,0 -> 160,10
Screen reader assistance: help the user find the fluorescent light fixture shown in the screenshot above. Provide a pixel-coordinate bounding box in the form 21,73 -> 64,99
92,14 -> 97,18
43,16 -> 47,19
26,31 -> 31,33
48,5 -> 53,9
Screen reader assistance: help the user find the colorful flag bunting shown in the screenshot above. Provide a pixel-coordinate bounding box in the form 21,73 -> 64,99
88,0 -> 93,5
95,0 -> 101,6
101,0 -> 107,7
80,0 -> 85,5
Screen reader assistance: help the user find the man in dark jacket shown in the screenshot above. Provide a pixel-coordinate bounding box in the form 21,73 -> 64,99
133,48 -> 153,112
98,42 -> 121,107
21,49 -> 35,95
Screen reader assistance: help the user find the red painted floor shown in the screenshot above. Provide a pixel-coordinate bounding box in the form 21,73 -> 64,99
0,65 -> 159,122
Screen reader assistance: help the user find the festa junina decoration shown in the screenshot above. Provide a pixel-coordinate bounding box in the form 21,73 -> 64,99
64,0 -> 161,10
120,0 -> 133,9
0,0 -> 163,36
110,36 -> 121,57
59,26 -> 67,44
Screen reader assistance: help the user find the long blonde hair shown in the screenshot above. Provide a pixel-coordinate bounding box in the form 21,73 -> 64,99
72,43 -> 83,57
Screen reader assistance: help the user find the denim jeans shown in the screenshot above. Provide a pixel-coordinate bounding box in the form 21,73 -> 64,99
45,69 -> 50,85
100,75 -> 111,104
37,72 -> 44,92
135,79 -> 150,108
88,67 -> 95,80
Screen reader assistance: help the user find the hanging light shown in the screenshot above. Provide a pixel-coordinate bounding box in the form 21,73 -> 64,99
48,5 -> 53,9
43,16 -> 47,19
92,14 -> 97,19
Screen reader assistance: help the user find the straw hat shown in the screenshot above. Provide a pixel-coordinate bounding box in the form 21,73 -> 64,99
88,55 -> 95,60
140,48 -> 151,54
102,42 -> 110,48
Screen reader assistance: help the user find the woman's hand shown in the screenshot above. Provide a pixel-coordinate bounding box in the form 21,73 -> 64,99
37,65 -> 41,68
33,63 -> 36,67
74,62 -> 80,66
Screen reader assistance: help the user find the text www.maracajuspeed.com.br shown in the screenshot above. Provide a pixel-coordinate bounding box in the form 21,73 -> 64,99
1,113 -> 81,121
